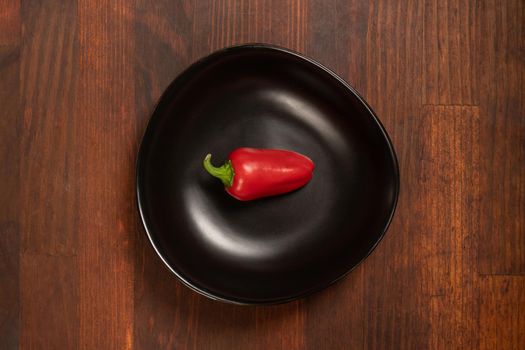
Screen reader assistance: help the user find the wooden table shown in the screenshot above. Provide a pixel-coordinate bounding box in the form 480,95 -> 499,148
1,1 -> 524,349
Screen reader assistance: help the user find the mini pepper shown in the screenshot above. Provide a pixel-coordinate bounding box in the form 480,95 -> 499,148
203,147 -> 314,201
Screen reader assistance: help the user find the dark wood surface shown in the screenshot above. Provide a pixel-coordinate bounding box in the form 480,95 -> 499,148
1,0 -> 524,349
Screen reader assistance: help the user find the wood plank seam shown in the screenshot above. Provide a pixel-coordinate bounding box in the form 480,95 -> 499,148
0,26 -> 20,349
422,104 -> 479,108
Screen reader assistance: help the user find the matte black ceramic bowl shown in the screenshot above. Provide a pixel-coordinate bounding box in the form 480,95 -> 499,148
136,44 -> 399,304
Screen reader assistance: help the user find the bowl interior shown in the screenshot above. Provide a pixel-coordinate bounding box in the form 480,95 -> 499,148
137,46 -> 398,304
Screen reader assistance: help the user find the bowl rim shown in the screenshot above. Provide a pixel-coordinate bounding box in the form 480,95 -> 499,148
135,43 -> 400,305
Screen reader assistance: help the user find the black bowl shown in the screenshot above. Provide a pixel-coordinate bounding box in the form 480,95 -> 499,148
136,44 -> 399,304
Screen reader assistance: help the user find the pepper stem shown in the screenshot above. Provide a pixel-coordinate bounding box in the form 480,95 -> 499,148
203,154 -> 234,187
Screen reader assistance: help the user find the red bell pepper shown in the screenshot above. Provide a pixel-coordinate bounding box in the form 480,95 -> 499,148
203,148 -> 314,201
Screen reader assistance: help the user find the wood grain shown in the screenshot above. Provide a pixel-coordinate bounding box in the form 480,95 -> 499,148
479,276 -> 525,350
0,0 -> 19,45
20,0 -> 78,255
478,0 -> 525,274
77,0 -> 137,349
356,2 -> 429,349
0,0 -> 523,349
20,255 -> 79,349
0,41 -> 20,350
19,1 -> 79,348
423,0 -> 479,105
418,105 -> 480,349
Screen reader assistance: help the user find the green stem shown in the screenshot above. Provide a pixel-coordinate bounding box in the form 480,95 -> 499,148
203,154 -> 234,187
